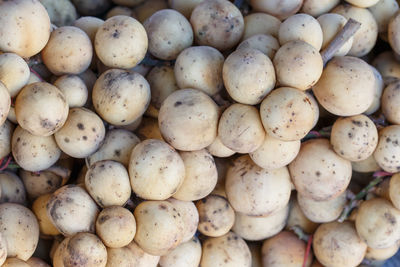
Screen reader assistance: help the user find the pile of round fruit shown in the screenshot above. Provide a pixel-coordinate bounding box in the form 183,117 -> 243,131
3,0 -> 400,266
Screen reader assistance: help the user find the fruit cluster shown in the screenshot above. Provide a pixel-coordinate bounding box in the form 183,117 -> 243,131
1,0 -> 400,267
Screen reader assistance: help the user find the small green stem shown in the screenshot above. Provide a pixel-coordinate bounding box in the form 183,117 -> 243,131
6,164 -> 20,169
337,176 -> 385,222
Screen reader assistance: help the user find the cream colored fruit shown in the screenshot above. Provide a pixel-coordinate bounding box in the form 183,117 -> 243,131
364,65 -> 384,115
345,0 -> 380,8
273,41 -> 323,91
372,51 -> 400,81
260,87 -> 316,141
218,103 -> 266,153
147,66 -> 179,109
365,243 -> 399,261
289,139 -> 352,201
95,15 -> 148,69
92,69 -> 150,126
32,194 -> 60,236
206,136 -> 235,158
200,232 -> 251,267
373,125 -> 400,173
279,13 -> 323,50
237,34 -> 280,59
134,201 -> 184,256
0,53 -> 30,97
333,4 -> 378,57
54,107 -> 106,158
53,75 -> 88,108
196,195 -> 235,237
382,80 -> 400,125
0,0 -> 50,58
312,56 -> 375,116
223,48 -> 275,105
15,82 -> 69,136
286,196 -> 319,234
0,171 -> 25,205
313,221 -> 367,267
158,89 -> 219,151
20,168 -> 68,200
262,231 -> 313,267
190,0 -> 244,51
242,13 -> 281,40
330,115 -> 378,161
0,121 -> 13,159
144,9 -> 193,60
356,198 -> 400,249
302,0 -> 340,17
85,160 -> 131,207
11,126 -> 61,172
249,133 -> 300,170
166,198 -> 199,243
249,0 -> 303,20
41,26 -> 93,75
352,154 -> 381,173
377,173 -> 400,209
73,16 -> 104,43
173,149 -> 218,201
129,139 -> 185,200
174,46 -> 224,96
62,232 -> 107,267
96,206 -> 136,248
0,203 -> 39,261
46,185 -> 99,236
369,0 -> 399,34
0,82 -> 10,127
86,129 -> 140,167
226,155 -> 292,216
297,192 -> 346,223
159,236 -> 202,267
233,205 -> 289,241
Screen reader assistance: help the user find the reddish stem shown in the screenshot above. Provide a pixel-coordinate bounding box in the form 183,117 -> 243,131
303,234 -> 313,267
309,130 -> 322,137
373,171 -> 393,177
0,156 -> 12,171
29,67 -> 44,82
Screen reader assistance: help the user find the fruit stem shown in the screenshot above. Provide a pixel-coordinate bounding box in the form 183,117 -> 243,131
290,226 -> 310,242
321,18 -> 361,66
337,172 -> 392,222
302,234 -> 313,267
0,155 -> 12,171
29,67 -> 44,82
302,126 -> 332,141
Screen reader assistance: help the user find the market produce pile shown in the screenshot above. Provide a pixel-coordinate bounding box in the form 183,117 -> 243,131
2,0 -> 400,266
